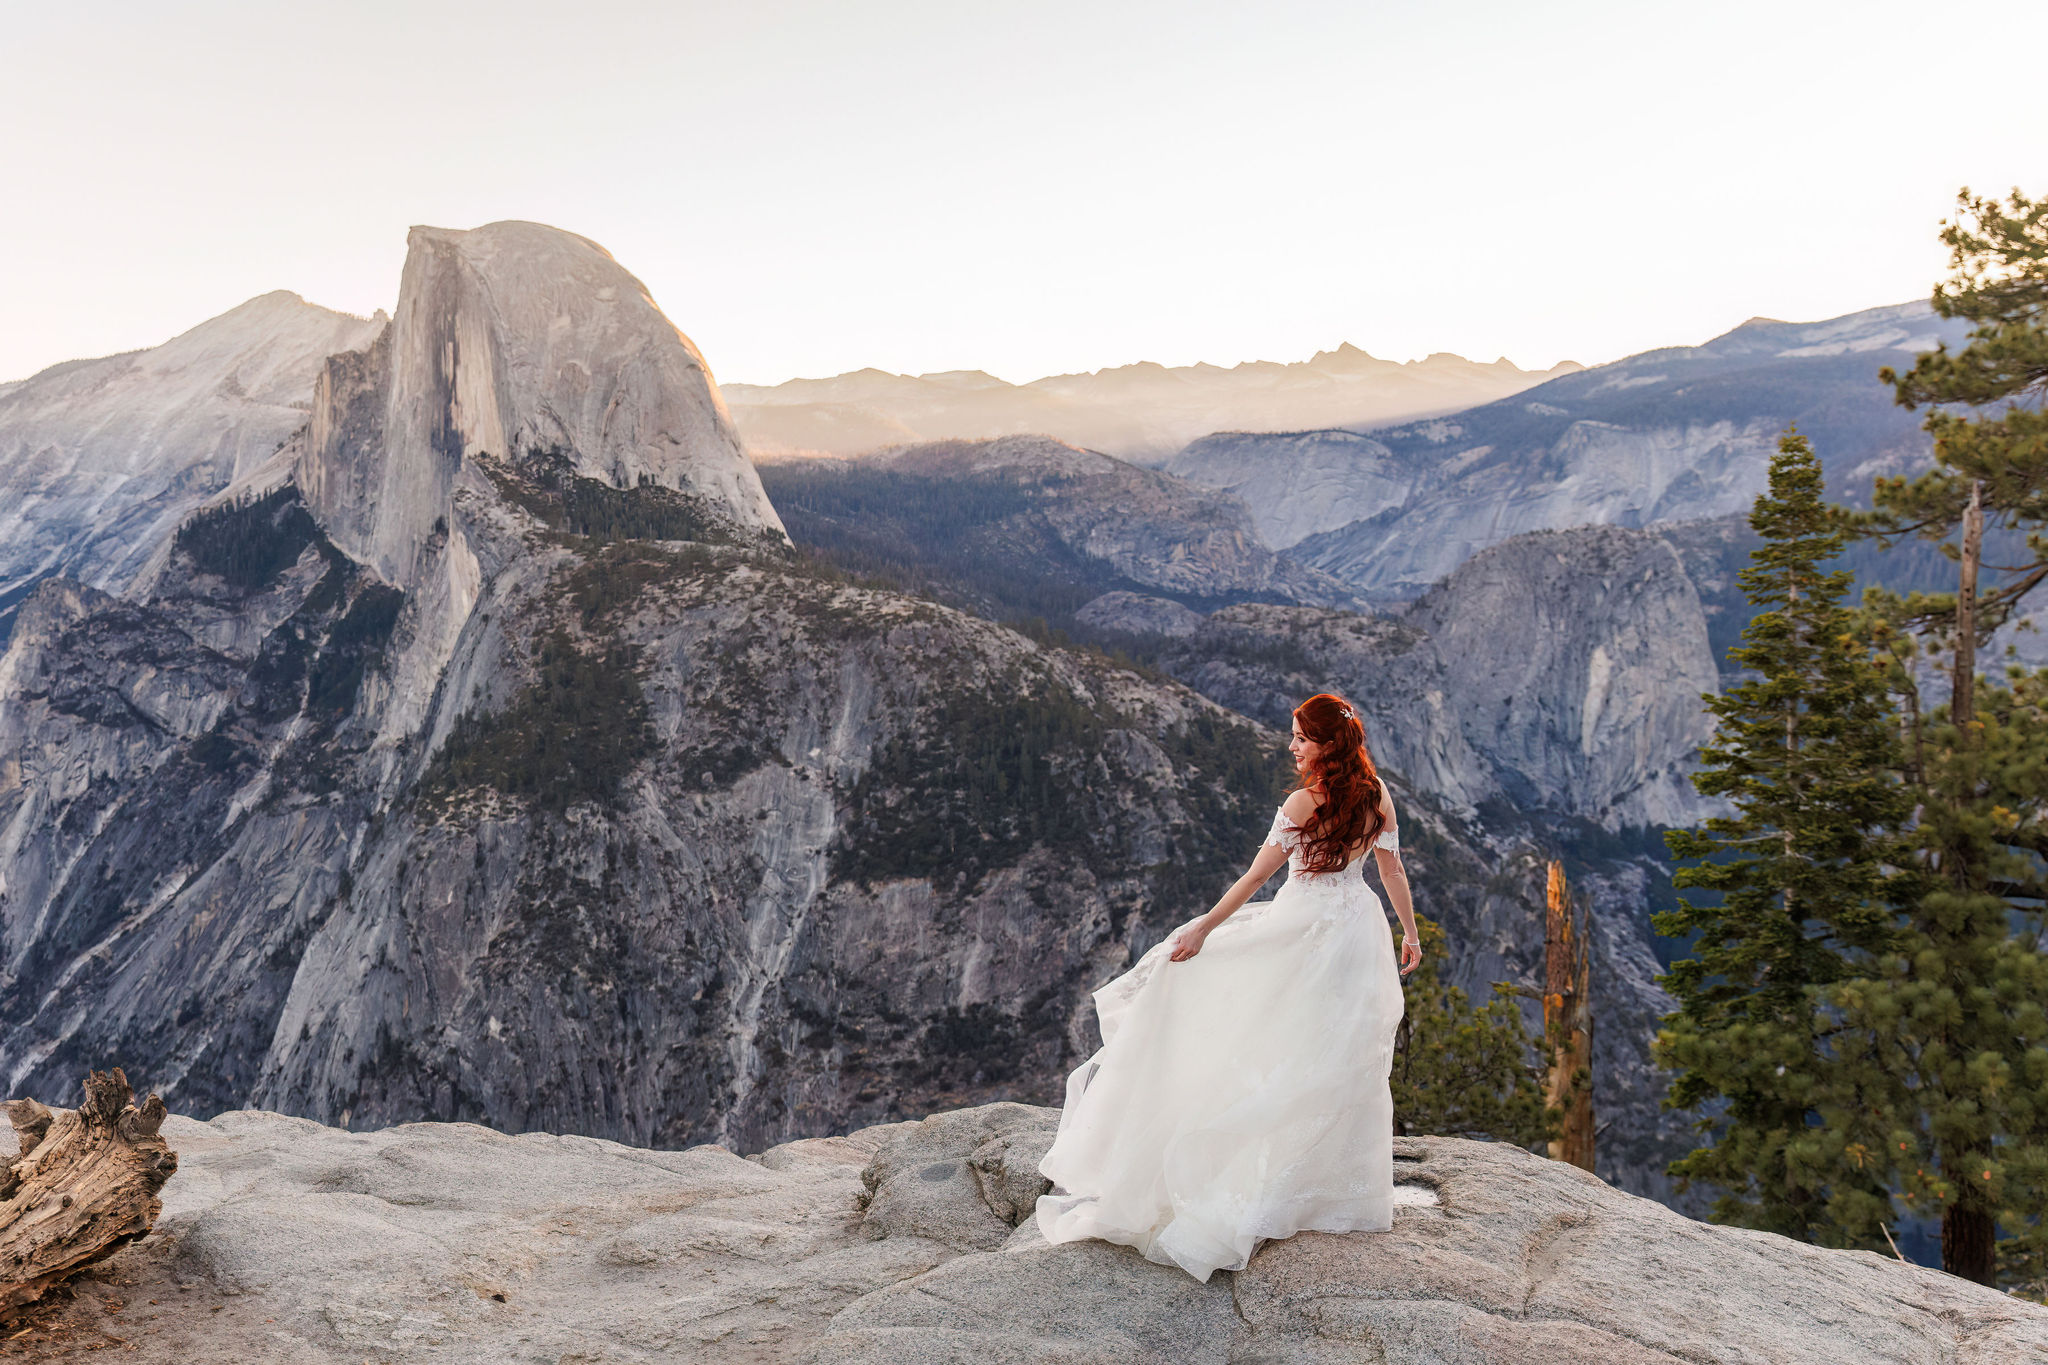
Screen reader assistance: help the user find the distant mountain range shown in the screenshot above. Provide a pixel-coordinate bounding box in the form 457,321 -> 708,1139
1165,302 -> 1971,597
723,347 -> 1582,463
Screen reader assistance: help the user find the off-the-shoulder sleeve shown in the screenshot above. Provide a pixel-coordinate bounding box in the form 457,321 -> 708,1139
1373,794 -> 1400,851
1264,806 -> 1301,852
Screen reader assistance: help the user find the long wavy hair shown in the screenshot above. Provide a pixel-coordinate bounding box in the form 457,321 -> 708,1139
1291,692 -> 1386,873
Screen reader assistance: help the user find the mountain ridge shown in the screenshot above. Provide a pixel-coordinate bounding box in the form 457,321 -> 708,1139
725,346 -> 1581,462
1169,300 -> 1970,595
0,292 -> 388,641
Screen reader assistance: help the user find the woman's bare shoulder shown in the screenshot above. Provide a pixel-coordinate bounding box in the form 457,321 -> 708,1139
1280,788 -> 1319,824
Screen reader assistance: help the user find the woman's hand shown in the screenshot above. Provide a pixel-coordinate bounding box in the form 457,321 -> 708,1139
1168,921 -> 1211,962
1399,934 -> 1422,976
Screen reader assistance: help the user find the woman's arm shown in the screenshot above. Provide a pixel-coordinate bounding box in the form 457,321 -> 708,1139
1168,840 -> 1290,962
1373,790 -> 1423,976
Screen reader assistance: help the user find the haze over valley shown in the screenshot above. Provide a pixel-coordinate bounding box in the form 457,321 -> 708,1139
724,348 -> 1582,464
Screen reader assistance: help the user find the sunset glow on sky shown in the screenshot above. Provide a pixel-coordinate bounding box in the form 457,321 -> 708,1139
5,0 -> 2046,387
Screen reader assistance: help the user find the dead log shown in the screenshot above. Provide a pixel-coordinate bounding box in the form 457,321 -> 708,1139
1542,861 -> 1596,1172
1,1068 -> 178,1321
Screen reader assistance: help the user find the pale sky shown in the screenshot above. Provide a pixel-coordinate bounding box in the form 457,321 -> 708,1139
5,0 -> 2045,388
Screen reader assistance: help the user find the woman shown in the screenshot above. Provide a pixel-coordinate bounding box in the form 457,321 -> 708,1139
1034,692 -> 1421,1282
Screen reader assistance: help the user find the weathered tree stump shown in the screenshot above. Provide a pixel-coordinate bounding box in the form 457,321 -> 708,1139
0,1068 -> 178,1321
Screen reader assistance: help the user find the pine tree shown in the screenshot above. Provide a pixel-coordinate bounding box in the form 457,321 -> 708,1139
1391,915 -> 1553,1147
1654,428 -> 1908,1245
1871,187 -> 2048,640
1847,186 -> 2048,1287
1818,664 -> 2048,1289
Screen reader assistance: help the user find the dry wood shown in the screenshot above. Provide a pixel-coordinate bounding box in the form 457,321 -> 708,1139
1,1069 -> 177,1322
1542,861 -> 1596,1171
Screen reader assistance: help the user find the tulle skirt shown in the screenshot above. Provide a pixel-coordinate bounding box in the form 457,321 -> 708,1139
1034,870 -> 1404,1282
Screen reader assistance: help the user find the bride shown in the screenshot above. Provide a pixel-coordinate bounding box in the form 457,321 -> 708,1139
1034,692 -> 1421,1282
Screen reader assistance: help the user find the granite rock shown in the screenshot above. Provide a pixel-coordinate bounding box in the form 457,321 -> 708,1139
1073,592 -> 1203,639
0,292 -> 384,639
15,1102 -> 2039,1364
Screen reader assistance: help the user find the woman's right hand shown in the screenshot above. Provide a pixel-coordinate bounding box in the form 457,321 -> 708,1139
1168,921 -> 1211,962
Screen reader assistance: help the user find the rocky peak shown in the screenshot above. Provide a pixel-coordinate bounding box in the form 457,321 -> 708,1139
917,369 -> 1010,391
1308,341 -> 1386,373
298,220 -> 782,589
0,292 -> 384,633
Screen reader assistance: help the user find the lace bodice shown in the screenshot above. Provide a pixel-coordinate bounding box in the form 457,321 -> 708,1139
1264,804 -> 1398,878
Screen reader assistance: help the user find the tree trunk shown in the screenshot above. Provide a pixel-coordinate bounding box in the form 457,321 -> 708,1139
1,1069 -> 178,1322
1952,479 -> 1984,726
1543,862 -> 1596,1171
1942,1202 -> 1996,1285
1939,484 -> 1995,1285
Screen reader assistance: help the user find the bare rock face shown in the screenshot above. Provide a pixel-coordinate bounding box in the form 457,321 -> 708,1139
1408,524 -> 1720,830
26,1102 -> 2041,1362
0,292 -> 383,637
0,506 -> 1281,1155
1166,428 -> 1417,552
853,435 -> 1354,605
299,220 -> 784,591
1074,592 -> 1203,638
1148,522 -> 1722,833
1298,416 -> 1791,597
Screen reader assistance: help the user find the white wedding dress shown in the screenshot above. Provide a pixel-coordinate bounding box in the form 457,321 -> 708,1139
1034,804 -> 1405,1282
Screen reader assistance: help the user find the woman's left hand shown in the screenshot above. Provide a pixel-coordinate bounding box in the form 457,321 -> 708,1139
1399,935 -> 1422,976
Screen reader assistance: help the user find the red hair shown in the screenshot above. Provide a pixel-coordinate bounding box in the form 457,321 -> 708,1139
1292,692 -> 1386,873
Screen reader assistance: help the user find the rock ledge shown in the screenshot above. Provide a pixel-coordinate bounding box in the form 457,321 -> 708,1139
5,1102 -> 2041,1363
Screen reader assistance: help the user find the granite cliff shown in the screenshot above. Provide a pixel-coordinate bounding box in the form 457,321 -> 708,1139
0,293 -> 385,642
1086,523 -> 1721,832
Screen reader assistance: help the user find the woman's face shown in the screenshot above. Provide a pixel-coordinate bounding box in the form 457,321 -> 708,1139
1289,717 -> 1324,767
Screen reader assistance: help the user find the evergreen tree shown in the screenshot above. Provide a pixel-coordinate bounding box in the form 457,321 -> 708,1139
1848,186 -> 2048,1287
1391,914 -> 1553,1147
1818,663 -> 2048,1290
1871,187 -> 2048,637
1654,429 -> 1908,1244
